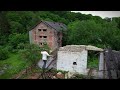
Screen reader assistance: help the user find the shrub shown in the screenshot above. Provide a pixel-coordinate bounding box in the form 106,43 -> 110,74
19,44 -> 41,64
8,33 -> 28,49
0,46 -> 9,60
4,45 -> 13,52
17,43 -> 25,49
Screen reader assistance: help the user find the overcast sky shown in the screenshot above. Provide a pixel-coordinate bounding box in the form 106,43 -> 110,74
71,11 -> 120,19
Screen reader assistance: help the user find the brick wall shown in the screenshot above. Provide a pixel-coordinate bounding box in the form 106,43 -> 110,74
31,22 -> 62,50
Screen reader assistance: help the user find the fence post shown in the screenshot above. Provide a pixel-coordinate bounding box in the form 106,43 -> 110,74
104,48 -> 112,79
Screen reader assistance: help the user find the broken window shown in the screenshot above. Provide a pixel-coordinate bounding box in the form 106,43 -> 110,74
39,42 -> 43,45
73,62 -> 77,65
43,29 -> 47,31
40,43 -> 42,45
43,36 -> 47,38
39,36 -> 42,38
38,29 -> 41,31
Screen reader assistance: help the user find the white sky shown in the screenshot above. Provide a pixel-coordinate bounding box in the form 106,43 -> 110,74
71,11 -> 120,19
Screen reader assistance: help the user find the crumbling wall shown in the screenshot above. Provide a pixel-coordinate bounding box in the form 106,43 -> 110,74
57,45 -> 88,74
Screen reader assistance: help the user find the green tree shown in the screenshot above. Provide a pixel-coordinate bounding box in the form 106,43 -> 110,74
0,46 -> 9,60
0,11 -> 10,45
8,33 -> 29,49
66,19 -> 120,50
19,44 -> 41,72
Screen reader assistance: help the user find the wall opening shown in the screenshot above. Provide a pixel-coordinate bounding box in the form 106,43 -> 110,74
87,51 -> 99,70
43,36 -> 47,38
38,29 -> 41,31
43,29 -> 47,31
39,42 -> 43,45
73,62 -> 77,65
39,36 -> 42,38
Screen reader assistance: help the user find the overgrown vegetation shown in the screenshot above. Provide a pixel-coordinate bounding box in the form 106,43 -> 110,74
0,11 -> 120,78
87,51 -> 99,69
0,53 -> 30,79
0,46 -> 9,60
1,11 -> 120,50
87,57 -> 99,69
19,44 -> 42,71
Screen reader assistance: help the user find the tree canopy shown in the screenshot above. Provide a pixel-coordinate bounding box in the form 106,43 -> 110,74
0,11 -> 120,50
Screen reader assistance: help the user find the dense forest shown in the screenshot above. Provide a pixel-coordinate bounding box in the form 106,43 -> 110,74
0,11 -> 120,57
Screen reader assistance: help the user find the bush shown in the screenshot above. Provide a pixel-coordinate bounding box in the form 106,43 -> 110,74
3,45 -> 13,52
87,57 -> 99,69
0,46 -> 9,60
19,44 -> 41,64
3,45 -> 18,53
8,33 -> 28,49
17,43 -> 25,49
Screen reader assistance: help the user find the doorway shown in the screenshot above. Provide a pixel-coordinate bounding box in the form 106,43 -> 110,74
87,51 -> 99,70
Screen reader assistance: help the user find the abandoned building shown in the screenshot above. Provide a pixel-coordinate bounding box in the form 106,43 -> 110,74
57,45 -> 104,78
29,20 -> 67,50
38,44 -> 120,79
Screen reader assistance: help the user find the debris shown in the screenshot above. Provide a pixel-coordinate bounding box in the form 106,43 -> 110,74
52,76 -> 57,79
56,72 -> 64,79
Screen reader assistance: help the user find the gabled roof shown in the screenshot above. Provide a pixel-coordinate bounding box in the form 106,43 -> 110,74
31,20 -> 67,31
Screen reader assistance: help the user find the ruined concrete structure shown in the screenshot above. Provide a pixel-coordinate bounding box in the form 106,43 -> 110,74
29,20 -> 67,50
57,45 -> 104,76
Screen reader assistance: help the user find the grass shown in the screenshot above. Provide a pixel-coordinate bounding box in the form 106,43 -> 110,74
0,52 -> 31,79
19,66 -> 42,79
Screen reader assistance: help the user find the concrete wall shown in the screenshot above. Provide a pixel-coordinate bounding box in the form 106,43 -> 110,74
57,50 -> 88,74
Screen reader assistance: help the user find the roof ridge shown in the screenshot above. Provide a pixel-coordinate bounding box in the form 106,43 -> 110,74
30,20 -> 67,31
44,20 -> 64,24
43,21 -> 57,30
